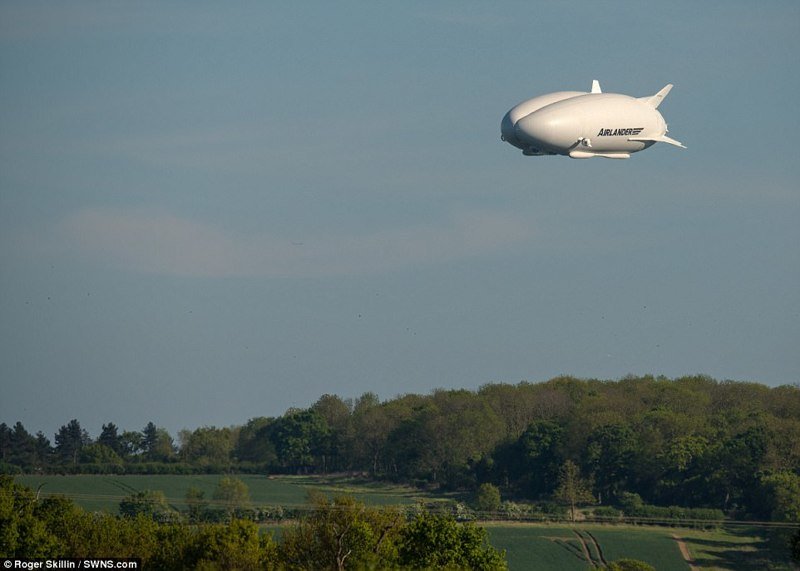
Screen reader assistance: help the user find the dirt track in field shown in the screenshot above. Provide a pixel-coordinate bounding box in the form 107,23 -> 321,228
672,534 -> 699,571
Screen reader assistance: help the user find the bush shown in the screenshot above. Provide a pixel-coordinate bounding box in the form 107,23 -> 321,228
76,463 -> 125,475
119,490 -> 176,521
499,501 -> 530,520
538,502 -> 568,519
593,506 -> 622,520
497,501 -> 557,521
618,492 -> 643,512
623,503 -> 724,528
253,505 -> 286,522
475,483 -> 502,514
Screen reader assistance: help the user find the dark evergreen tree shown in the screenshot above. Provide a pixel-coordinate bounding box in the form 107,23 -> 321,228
33,432 -> 52,466
142,422 -> 159,460
10,422 -> 37,467
98,422 -> 124,456
54,419 -> 90,465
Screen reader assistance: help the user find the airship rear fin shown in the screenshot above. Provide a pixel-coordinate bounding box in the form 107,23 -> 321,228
640,84 -> 673,108
629,135 -> 686,149
591,80 -> 602,94
658,134 -> 685,148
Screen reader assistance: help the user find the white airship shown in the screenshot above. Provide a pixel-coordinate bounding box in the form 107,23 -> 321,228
501,80 -> 685,159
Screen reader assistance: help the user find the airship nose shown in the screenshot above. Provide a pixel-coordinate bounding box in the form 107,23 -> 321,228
515,109 -> 580,153
500,111 -> 523,149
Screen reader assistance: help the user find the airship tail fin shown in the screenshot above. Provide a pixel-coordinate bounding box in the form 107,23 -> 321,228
591,80 -> 602,94
658,134 -> 686,148
640,84 -> 673,108
628,135 -> 686,149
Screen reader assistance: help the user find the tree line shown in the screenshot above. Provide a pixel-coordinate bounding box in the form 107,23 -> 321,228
3,375 -> 800,522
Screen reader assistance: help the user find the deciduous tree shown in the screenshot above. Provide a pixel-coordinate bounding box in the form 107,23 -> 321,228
179,426 -> 236,466
0,476 -> 61,557
554,460 -> 595,522
758,471 -> 800,522
269,409 -> 329,473
397,512 -> 507,570
312,394 -> 354,473
281,493 -> 403,571
235,416 -> 277,464
193,519 -> 276,570
212,476 -> 250,519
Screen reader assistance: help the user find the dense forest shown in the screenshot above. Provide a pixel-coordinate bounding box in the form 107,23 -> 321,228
3,375 -> 800,522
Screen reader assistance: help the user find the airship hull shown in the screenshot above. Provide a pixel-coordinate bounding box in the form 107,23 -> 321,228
501,82 -> 684,159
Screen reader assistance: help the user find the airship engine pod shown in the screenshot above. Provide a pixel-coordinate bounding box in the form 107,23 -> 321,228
501,80 -> 685,159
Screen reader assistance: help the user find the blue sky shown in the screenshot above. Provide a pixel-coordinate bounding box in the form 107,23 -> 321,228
1,1 -> 798,439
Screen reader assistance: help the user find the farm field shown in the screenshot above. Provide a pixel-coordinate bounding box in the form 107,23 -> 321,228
679,527 -> 794,571
16,474 -> 434,513
487,524 -> 687,571
486,523 -> 793,571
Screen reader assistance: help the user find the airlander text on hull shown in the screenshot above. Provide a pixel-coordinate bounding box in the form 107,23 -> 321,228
501,80 -> 685,159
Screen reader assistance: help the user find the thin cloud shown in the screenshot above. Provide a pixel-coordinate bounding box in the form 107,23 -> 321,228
54,207 -> 534,278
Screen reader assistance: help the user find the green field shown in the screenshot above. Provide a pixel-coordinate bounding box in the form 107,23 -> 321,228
487,524 -> 688,571
679,527 -> 794,571
15,475 -> 794,570
487,523 -> 797,571
16,474 -> 433,513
